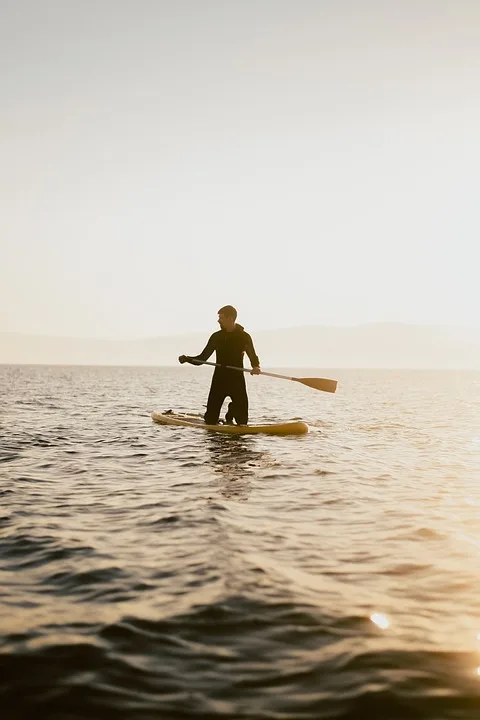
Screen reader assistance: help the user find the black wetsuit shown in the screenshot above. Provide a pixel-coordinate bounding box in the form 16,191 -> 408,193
186,324 -> 260,425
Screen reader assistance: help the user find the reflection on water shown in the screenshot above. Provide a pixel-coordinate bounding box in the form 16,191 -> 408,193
205,434 -> 267,499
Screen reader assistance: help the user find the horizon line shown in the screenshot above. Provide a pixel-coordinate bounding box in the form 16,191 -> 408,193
1,362 -> 479,372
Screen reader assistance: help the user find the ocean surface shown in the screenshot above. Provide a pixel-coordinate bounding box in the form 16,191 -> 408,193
1,364 -> 479,720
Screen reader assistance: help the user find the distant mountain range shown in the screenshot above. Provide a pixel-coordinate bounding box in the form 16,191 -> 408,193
1,324 -> 479,369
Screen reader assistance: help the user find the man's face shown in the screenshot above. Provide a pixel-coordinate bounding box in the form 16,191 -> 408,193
218,312 -> 233,330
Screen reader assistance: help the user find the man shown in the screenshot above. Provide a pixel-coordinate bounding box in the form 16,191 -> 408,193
178,305 -> 261,425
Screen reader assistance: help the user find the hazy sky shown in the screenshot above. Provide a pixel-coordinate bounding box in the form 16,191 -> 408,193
1,0 -> 479,338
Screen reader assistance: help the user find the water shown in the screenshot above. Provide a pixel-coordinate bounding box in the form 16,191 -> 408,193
1,364 -> 479,719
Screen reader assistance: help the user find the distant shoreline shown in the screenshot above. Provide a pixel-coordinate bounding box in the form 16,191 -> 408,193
1,364 -> 479,373
1,324 -> 479,370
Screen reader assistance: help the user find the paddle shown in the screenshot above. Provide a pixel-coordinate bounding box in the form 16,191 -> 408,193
184,358 -> 337,394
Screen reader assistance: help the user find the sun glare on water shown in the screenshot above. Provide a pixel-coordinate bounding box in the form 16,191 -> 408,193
370,612 -> 390,630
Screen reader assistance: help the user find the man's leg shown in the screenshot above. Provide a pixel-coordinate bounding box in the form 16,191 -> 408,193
229,378 -> 249,425
204,375 -> 227,425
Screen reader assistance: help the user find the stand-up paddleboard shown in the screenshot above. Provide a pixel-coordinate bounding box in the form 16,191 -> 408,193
152,411 -> 308,436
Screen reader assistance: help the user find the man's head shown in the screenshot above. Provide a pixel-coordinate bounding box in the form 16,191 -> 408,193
218,305 -> 237,331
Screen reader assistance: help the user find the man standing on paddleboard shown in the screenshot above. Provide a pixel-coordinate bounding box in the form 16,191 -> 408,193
178,305 -> 261,425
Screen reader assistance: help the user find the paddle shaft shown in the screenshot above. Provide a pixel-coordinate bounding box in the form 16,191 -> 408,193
183,359 -> 338,394
186,358 -> 299,381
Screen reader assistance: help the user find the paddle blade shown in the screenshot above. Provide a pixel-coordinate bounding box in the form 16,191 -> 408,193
296,377 -> 338,393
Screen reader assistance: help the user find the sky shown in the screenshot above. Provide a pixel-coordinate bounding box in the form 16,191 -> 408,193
1,0 -> 479,339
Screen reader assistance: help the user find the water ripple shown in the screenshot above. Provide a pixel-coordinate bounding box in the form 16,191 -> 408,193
1,365 -> 479,718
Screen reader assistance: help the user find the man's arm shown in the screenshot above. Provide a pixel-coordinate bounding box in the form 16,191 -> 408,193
245,333 -> 261,373
179,334 -> 217,365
